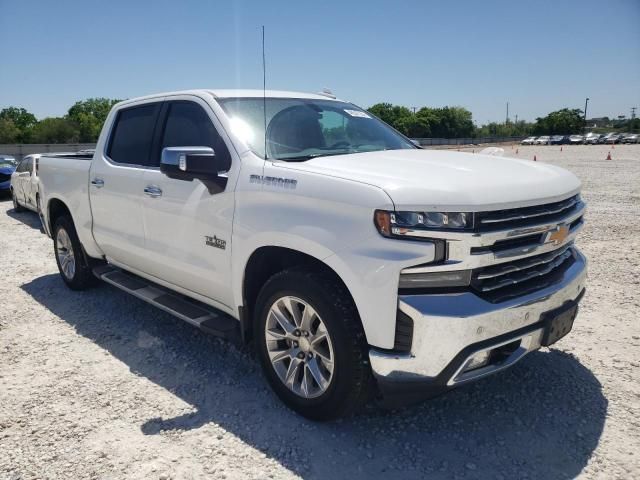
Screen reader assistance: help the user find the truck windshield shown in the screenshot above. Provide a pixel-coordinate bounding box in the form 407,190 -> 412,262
217,97 -> 416,161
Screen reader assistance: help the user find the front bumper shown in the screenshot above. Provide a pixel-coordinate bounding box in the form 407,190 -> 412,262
370,249 -> 587,406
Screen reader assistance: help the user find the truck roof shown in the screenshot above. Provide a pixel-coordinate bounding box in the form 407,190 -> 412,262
116,89 -> 342,108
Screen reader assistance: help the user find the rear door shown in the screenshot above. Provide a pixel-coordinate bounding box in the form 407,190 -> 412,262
140,96 -> 237,307
89,101 -> 162,270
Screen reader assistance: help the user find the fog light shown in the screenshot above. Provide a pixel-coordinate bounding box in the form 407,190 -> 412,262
462,350 -> 492,372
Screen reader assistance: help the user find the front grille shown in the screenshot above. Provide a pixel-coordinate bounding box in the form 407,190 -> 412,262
471,245 -> 576,303
475,195 -> 582,232
0,173 -> 10,182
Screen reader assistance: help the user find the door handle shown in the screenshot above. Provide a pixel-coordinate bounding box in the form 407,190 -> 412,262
144,185 -> 162,197
91,178 -> 104,188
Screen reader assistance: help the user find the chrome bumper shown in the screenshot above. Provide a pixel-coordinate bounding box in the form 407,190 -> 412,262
370,249 -> 587,400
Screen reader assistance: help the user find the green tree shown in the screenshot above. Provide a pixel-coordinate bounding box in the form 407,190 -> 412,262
0,107 -> 37,142
368,103 -> 413,129
31,118 -> 80,144
0,118 -> 21,143
67,98 -> 121,142
533,108 -> 585,135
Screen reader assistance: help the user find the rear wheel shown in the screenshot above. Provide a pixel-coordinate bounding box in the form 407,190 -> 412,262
255,267 -> 372,420
53,215 -> 99,290
12,189 -> 24,212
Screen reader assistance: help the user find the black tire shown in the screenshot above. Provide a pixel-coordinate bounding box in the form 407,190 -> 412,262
53,215 -> 99,290
11,189 -> 24,212
254,267 -> 372,420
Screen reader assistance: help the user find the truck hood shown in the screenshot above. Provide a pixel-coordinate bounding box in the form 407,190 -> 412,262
275,149 -> 581,211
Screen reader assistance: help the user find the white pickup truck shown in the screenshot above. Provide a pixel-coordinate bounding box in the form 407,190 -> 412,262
38,89 -> 587,420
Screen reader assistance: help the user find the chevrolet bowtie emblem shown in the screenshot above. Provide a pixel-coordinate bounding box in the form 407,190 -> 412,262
547,225 -> 569,245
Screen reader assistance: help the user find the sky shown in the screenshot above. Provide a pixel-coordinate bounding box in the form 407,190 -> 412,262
0,0 -> 638,125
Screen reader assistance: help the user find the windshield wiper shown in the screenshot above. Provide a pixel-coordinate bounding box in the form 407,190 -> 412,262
275,152 -> 350,162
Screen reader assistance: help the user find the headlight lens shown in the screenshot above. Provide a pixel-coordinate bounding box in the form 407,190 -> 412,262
375,209 -> 474,238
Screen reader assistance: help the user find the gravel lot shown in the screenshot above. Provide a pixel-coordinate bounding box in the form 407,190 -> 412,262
1,144 -> 639,479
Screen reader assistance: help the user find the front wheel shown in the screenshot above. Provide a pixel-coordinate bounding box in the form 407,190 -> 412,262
254,267 -> 372,420
53,215 -> 99,290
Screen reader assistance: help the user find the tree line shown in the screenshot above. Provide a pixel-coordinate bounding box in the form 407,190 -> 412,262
0,98 -> 121,144
0,98 -> 637,144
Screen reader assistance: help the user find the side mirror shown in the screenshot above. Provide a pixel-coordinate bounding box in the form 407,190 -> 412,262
160,146 -> 228,178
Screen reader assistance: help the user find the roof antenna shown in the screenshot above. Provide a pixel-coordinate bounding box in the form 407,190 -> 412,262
262,25 -> 267,161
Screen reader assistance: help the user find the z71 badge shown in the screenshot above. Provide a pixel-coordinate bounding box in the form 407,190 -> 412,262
205,235 -> 226,250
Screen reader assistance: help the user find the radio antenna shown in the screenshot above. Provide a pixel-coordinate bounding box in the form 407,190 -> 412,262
262,25 -> 267,160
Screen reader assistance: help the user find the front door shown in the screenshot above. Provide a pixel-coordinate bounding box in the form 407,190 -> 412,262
141,97 -> 237,308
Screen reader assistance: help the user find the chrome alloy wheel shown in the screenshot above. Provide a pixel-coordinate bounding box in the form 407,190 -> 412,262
265,296 -> 335,398
56,227 -> 76,280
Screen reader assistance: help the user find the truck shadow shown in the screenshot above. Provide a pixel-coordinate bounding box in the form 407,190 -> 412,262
22,274 -> 607,480
5,204 -> 43,230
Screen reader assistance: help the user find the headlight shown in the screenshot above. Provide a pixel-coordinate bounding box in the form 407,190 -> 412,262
374,209 -> 474,238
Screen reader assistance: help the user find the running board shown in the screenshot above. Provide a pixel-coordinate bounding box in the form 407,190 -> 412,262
93,265 -> 240,341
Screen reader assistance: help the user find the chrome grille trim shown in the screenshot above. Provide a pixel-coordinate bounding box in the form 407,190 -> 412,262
476,244 -> 573,280
480,196 -> 579,225
473,247 -> 574,293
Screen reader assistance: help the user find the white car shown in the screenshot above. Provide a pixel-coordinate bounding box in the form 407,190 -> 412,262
37,89 -> 587,419
10,153 -> 73,214
583,133 -> 600,144
10,154 -> 43,213
520,136 -> 537,145
568,135 -> 584,145
534,136 -> 551,145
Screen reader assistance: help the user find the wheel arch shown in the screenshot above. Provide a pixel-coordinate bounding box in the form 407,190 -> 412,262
240,246 -> 361,344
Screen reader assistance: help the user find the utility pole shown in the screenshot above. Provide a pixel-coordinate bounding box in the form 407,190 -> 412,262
506,102 -> 509,124
583,97 -> 589,134
632,107 -> 637,120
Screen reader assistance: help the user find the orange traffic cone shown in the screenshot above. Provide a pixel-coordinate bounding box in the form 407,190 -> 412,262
560,146 -> 563,152
534,155 -> 537,161
612,144 -> 615,149
606,152 -> 612,160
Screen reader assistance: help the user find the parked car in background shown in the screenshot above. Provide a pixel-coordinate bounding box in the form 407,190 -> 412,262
550,135 -> 568,145
568,135 -> 584,145
622,134 -> 638,144
599,133 -> 617,144
583,133 -> 601,144
1,156 -> 18,193
534,136 -> 551,145
521,136 -> 537,145
10,153 -> 68,213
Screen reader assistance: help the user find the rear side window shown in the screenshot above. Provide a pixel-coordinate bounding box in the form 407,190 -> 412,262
107,104 -> 160,166
159,101 -> 231,168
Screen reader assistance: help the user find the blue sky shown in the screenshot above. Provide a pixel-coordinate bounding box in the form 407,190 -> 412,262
1,0 -> 638,125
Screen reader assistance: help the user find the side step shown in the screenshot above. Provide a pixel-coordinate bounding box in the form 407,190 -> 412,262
93,265 -> 240,341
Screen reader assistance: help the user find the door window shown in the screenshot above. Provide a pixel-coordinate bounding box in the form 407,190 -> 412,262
23,157 -> 32,175
107,103 -> 161,166
158,101 -> 231,169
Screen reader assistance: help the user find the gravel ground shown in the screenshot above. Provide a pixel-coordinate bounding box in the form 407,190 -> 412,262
1,144 -> 639,479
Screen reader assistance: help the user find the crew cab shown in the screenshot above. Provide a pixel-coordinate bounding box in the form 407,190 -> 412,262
37,89 -> 587,419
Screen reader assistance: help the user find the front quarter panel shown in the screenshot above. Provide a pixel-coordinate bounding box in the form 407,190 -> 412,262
232,159 -> 439,349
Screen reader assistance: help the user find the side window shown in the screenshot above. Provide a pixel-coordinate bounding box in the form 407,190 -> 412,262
107,103 -> 160,166
24,158 -> 33,174
159,101 -> 231,169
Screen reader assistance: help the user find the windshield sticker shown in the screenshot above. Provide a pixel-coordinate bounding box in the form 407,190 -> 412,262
344,109 -> 371,118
